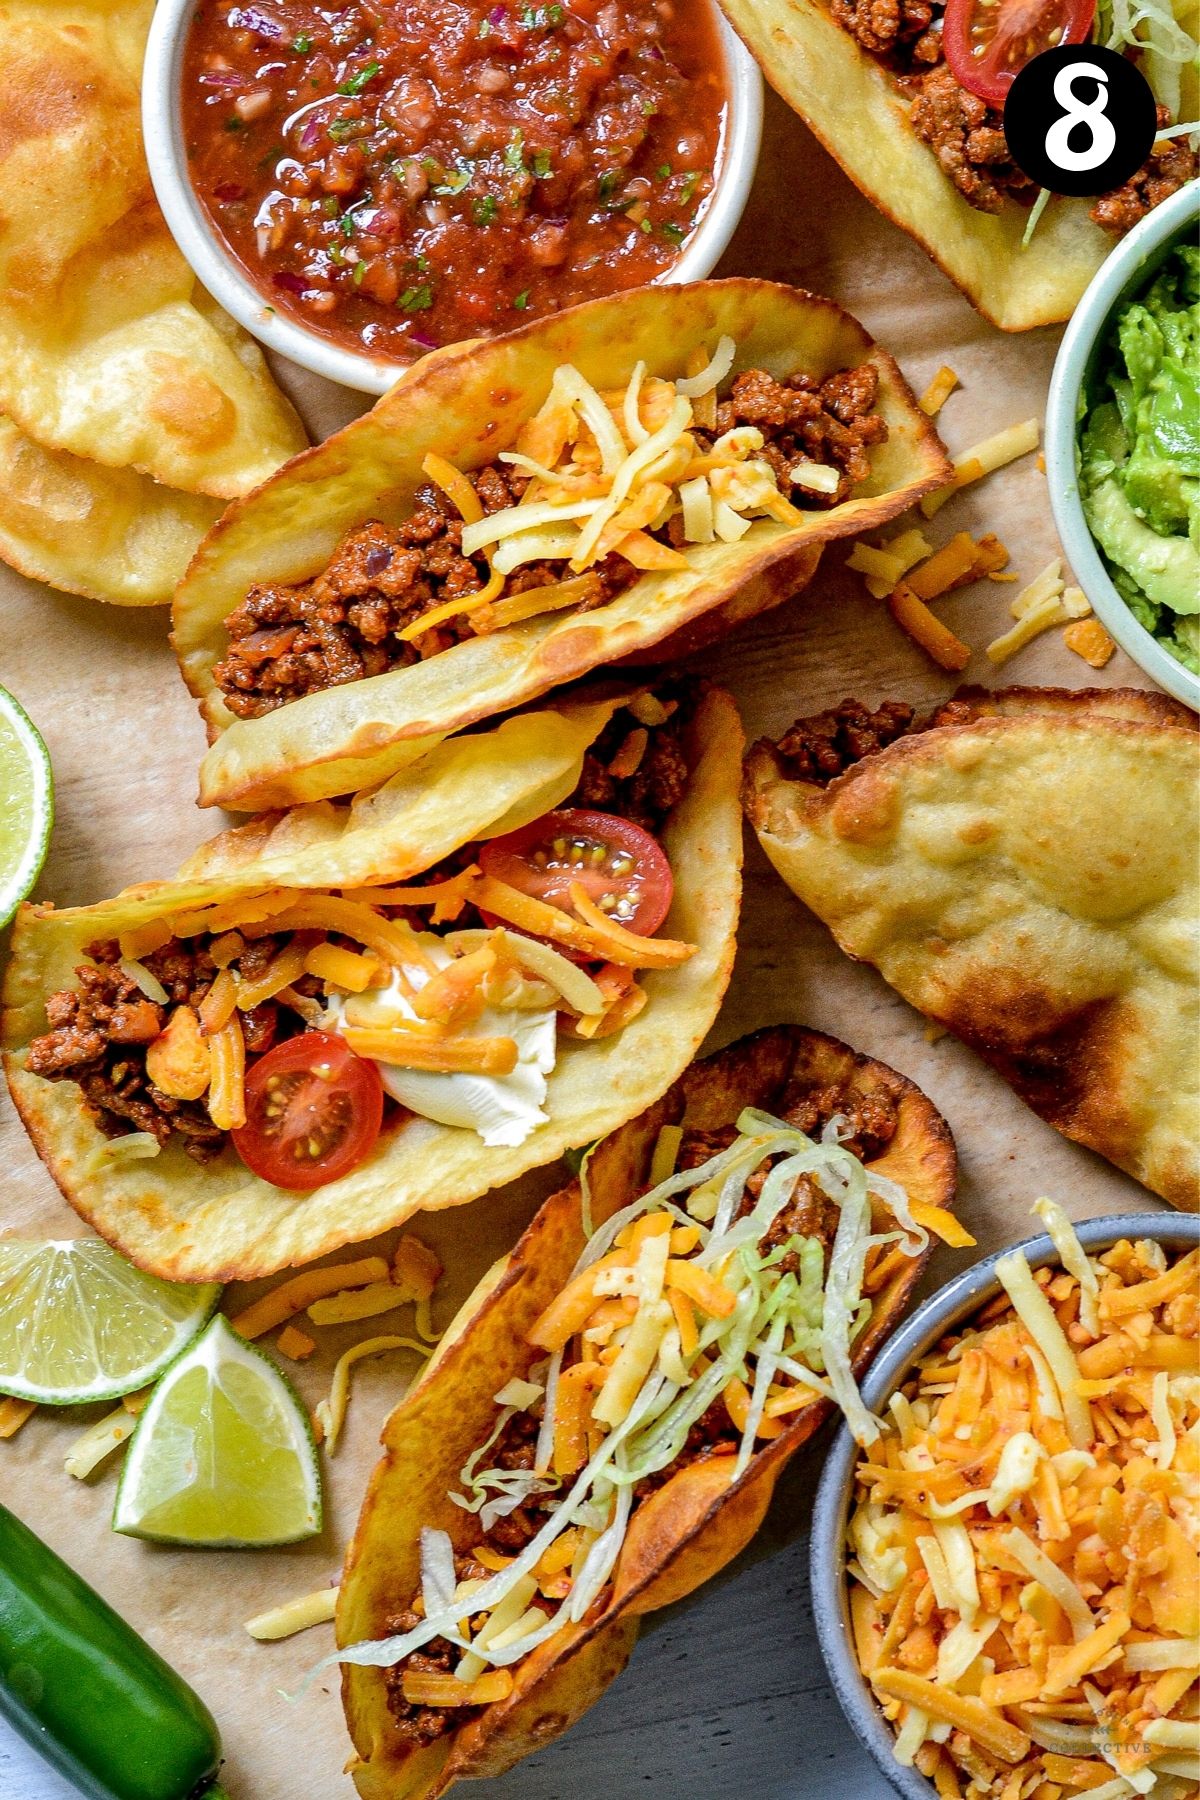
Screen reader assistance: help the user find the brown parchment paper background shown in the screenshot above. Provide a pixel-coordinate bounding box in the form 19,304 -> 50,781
0,89 -> 1165,1800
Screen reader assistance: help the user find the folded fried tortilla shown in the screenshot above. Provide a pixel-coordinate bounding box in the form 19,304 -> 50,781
2,686 -> 742,1281
0,0 -> 306,604
173,278 -> 949,812
745,686 -> 1200,1209
337,1024 -> 958,1799
715,0 -> 1198,330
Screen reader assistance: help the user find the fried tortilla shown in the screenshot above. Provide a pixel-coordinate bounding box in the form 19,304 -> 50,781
0,0 -> 306,590
2,687 -> 743,1281
0,418 -> 222,607
336,1024 -> 958,1799
173,279 -> 949,812
715,0 -> 1198,330
745,686 -> 1200,1210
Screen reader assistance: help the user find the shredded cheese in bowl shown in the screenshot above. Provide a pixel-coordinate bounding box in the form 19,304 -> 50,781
847,1201 -> 1200,1800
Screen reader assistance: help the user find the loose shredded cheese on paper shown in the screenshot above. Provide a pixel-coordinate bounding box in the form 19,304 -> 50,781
316,1335 -> 429,1453
64,1406 -> 137,1478
245,1587 -> 339,1641
921,418 -> 1040,518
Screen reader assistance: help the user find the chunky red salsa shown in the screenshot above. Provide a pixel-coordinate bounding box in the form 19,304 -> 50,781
182,0 -> 729,360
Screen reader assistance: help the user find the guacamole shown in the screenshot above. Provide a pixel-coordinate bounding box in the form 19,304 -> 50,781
1078,240 -> 1200,675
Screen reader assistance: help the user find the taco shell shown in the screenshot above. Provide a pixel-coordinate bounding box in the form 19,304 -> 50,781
337,1023 -> 957,1798
714,0 -> 1176,328
745,686 -> 1200,1209
173,279 -> 949,812
2,688 -> 743,1281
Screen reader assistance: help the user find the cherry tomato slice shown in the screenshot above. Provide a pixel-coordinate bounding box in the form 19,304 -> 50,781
942,0 -> 1095,109
232,1031 -> 383,1192
478,808 -> 674,937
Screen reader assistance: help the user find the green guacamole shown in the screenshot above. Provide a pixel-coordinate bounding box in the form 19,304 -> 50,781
1078,241 -> 1200,675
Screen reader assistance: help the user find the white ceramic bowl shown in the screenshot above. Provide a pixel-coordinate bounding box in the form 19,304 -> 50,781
142,6 -> 763,395
1045,180 -> 1200,713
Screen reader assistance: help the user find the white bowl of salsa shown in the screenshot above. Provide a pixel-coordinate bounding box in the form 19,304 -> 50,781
144,0 -> 763,393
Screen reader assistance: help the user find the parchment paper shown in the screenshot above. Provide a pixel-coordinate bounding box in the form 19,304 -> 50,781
0,87 -> 1163,1800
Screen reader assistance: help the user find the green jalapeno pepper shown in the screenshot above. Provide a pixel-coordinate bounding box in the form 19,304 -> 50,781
0,1503 -> 230,1800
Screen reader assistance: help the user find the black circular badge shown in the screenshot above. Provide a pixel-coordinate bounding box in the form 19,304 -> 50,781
1004,45 -> 1158,197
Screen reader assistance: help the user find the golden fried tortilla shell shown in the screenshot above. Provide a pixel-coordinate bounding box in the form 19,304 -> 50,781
0,417 -> 221,605
716,0 -> 1112,329
2,689 -> 743,1282
337,1024 -> 956,1799
177,696 -> 621,893
0,1 -> 306,498
173,278 -> 949,812
745,696 -> 1200,1209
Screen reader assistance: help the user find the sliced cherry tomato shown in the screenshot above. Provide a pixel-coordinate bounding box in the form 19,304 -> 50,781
232,1031 -> 383,1192
478,808 -> 674,937
942,0 -> 1095,109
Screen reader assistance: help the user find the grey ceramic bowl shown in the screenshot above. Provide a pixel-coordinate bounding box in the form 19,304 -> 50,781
1044,179 -> 1200,712
811,1209 -> 1200,1800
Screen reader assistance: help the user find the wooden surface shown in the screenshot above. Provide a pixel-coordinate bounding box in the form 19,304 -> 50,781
0,85 -> 1165,1800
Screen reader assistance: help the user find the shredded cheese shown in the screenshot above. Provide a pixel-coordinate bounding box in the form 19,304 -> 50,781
847,1230 -> 1200,1800
316,1335 -> 429,1454
245,1587 -> 338,1640
995,1249 -> 1093,1449
230,1256 -> 392,1339
920,418 -> 1040,518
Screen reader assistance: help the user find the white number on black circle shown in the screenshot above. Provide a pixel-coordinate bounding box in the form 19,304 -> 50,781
1045,62 -> 1117,171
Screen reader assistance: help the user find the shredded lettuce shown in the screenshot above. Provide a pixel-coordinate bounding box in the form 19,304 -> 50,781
336,1107 -> 925,1681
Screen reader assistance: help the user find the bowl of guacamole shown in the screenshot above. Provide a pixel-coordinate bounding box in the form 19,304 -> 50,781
1047,180 -> 1199,711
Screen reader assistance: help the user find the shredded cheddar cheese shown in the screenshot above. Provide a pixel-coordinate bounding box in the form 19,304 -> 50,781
847,1212 -> 1200,1800
245,1586 -> 339,1641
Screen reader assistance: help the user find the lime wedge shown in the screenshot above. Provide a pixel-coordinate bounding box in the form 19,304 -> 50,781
0,684 -> 52,928
0,1239 -> 220,1405
113,1315 -> 322,1547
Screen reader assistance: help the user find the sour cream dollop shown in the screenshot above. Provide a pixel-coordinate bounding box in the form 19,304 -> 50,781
325,942 -> 558,1149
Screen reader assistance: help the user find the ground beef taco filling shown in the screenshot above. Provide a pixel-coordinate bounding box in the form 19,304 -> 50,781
213,351 -> 889,720
369,1084 -> 913,1747
24,695 -> 697,1186
828,0 -> 1198,229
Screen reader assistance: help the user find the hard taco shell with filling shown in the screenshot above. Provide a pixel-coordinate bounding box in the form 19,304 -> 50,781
714,0 -> 1198,330
2,687 -> 743,1282
337,1023 -> 958,1800
172,278 -> 949,813
744,686 -> 1200,1210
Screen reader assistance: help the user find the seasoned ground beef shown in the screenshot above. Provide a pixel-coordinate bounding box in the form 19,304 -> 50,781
26,938 -> 228,1162
908,64 -> 1038,211
1091,107 -> 1200,234
772,698 -> 915,785
705,365 -> 888,501
572,695 -> 692,837
214,367 -> 888,720
831,0 -> 941,62
23,934 -> 309,1162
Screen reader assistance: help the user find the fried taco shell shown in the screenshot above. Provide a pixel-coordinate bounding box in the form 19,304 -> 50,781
745,686 -> 1200,1209
2,687 -> 742,1281
714,0 -> 1195,329
0,1 -> 306,502
173,279 -> 949,812
337,1024 -> 957,1798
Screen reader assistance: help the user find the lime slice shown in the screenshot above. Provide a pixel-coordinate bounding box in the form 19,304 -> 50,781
0,684 -> 53,927
113,1314 -> 322,1547
0,1239 -> 220,1405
